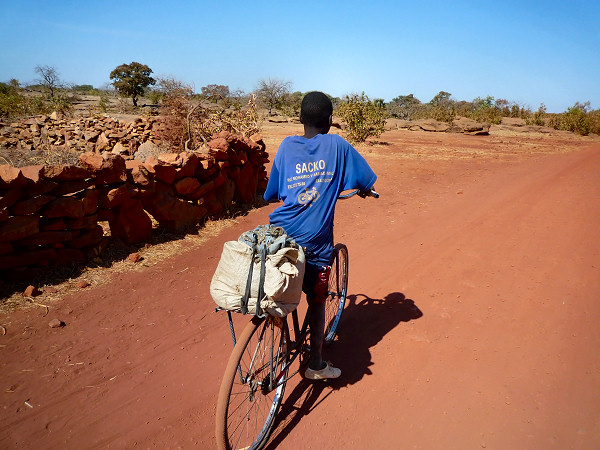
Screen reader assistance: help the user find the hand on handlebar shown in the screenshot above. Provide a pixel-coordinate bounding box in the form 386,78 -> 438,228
358,188 -> 379,199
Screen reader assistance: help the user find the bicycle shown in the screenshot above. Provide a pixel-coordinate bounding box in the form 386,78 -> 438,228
215,188 -> 379,450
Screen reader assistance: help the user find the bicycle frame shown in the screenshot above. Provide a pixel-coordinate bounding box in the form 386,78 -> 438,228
222,307 -> 311,393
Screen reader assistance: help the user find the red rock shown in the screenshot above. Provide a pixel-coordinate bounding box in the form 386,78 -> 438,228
10,195 -> 55,215
186,180 -> 215,200
176,152 -> 199,179
26,179 -> 58,197
80,189 -> 99,215
24,285 -> 42,297
40,218 -> 67,231
232,163 -> 258,204
207,137 -> 230,152
109,198 -> 152,244
20,165 -> 44,184
42,165 -> 92,181
66,225 -> 104,249
174,177 -> 201,195
43,197 -> 84,219
79,152 -> 104,170
77,280 -> 90,288
48,318 -> 65,328
95,132 -> 110,152
158,153 -> 182,166
141,191 -> 206,231
0,248 -> 57,270
98,184 -> 132,209
127,252 -> 142,263
0,165 -> 27,188
65,213 -> 98,230
130,164 -> 152,187
0,241 -> 13,255
95,154 -> 127,185
154,164 -> 176,184
51,179 -> 92,196
0,215 -> 40,242
15,230 -> 73,247
0,187 -> 25,209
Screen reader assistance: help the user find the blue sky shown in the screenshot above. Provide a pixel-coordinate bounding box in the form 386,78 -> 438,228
1,0 -> 598,113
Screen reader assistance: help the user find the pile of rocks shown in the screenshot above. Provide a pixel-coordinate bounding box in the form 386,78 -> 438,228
0,114 -> 161,155
0,131 -> 269,279
386,116 -> 490,135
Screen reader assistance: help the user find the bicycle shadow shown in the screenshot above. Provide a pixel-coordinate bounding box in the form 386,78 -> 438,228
266,292 -> 422,449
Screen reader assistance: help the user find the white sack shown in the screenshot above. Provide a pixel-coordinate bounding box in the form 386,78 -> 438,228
210,241 -> 305,317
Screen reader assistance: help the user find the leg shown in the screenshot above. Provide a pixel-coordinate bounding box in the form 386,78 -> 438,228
303,265 -> 341,380
308,301 -> 326,370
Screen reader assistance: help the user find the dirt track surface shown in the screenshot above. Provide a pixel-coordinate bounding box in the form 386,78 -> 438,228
2,126 -> 600,449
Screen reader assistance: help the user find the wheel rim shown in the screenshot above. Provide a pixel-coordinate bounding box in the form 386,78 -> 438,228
324,245 -> 348,344
225,319 -> 288,449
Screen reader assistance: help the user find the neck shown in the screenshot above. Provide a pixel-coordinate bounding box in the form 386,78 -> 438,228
302,125 -> 330,139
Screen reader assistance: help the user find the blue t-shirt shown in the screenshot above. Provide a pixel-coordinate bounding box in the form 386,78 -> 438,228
264,133 -> 377,266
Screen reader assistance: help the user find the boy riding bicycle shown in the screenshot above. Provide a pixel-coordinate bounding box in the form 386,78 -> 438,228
264,91 -> 377,380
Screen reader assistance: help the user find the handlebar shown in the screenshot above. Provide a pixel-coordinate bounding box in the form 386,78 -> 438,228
338,188 -> 379,200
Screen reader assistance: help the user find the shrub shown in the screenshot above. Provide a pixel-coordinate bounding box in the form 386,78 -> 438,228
0,82 -> 50,118
386,94 -> 423,120
548,102 -> 592,136
337,93 -> 386,143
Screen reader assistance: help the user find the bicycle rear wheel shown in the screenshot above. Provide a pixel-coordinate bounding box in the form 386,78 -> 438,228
324,243 -> 349,346
216,316 -> 290,450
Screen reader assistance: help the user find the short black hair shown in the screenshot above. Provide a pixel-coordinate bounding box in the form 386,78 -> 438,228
300,91 -> 333,128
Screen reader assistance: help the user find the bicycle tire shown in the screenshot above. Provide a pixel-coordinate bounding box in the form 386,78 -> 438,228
216,316 -> 290,450
324,243 -> 349,346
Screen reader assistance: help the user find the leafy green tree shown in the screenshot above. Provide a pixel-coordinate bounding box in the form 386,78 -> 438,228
110,62 -> 156,106
255,78 -> 292,115
426,91 -> 455,123
337,92 -> 386,143
387,94 -> 422,120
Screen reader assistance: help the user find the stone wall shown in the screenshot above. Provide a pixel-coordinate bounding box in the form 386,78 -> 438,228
0,130 -> 269,279
0,114 -> 161,155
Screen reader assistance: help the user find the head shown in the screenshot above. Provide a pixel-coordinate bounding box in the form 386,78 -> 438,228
300,91 -> 333,132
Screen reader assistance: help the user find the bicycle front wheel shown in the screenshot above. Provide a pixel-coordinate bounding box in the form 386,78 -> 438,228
216,316 -> 290,450
324,243 -> 349,346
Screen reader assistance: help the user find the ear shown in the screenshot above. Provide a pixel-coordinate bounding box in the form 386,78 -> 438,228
329,115 -> 333,125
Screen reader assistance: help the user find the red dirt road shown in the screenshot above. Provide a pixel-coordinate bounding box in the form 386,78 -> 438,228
1,127 -> 600,449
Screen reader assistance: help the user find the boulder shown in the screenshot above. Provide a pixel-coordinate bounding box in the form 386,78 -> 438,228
134,140 -> 161,162
109,198 -> 152,244
42,165 -> 92,181
43,197 -> 85,219
0,215 -> 40,242
142,191 -> 206,231
11,194 -> 55,215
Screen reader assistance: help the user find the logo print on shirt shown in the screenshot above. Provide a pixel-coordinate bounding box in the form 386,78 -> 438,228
298,187 -> 320,205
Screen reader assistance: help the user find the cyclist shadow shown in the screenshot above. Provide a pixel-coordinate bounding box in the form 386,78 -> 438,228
266,291 -> 422,449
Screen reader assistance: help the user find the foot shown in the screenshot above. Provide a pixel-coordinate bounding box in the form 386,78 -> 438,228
304,361 -> 341,380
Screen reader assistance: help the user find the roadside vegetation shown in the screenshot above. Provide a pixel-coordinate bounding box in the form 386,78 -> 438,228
1,64 -> 599,143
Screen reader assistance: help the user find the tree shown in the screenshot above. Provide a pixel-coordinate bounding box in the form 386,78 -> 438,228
387,94 -> 422,120
337,92 -> 386,143
201,84 -> 230,103
35,65 -> 62,99
109,62 -> 156,106
255,78 -> 292,115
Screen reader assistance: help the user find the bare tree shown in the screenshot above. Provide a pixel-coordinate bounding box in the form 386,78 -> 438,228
34,65 -> 62,99
255,78 -> 292,115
